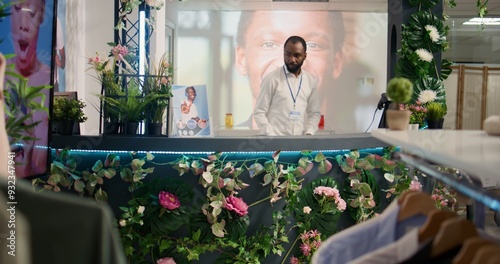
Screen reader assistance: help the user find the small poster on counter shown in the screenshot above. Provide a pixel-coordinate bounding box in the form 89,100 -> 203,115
171,84 -> 212,137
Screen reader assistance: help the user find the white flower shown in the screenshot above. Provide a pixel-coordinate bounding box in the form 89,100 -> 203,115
425,25 -> 440,43
139,220 -> 144,226
137,205 -> 145,214
416,48 -> 433,62
119,219 -> 127,227
145,0 -> 164,9
418,90 -> 437,104
303,206 -> 312,214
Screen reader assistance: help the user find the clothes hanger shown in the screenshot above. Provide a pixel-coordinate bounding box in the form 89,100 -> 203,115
418,209 -> 457,243
397,190 -> 416,205
470,244 -> 500,264
430,217 -> 478,258
397,191 -> 437,222
486,254 -> 500,264
452,237 -> 496,264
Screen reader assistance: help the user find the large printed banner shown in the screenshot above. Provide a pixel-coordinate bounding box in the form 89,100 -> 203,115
177,11 -> 388,134
0,0 -> 55,178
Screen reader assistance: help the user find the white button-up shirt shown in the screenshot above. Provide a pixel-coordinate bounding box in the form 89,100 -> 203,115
253,66 -> 321,136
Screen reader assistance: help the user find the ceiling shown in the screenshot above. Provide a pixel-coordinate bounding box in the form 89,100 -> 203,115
169,0 -> 500,64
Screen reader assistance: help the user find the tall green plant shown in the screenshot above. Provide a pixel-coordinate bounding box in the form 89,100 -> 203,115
395,1 -> 450,107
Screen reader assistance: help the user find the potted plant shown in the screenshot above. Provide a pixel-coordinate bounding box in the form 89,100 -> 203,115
426,102 -> 446,129
53,97 -> 88,135
99,84 -> 166,135
144,54 -> 173,136
386,77 -> 413,130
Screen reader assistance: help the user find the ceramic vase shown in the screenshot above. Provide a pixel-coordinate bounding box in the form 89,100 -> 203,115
386,109 -> 411,130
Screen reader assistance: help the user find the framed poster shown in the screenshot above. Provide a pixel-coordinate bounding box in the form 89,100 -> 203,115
0,0 -> 56,178
171,84 -> 212,137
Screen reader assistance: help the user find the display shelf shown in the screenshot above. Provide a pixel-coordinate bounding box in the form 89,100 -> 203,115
372,129 -> 500,188
372,129 -> 500,227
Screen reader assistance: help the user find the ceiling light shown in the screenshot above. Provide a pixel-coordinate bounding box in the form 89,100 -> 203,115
463,17 -> 500,25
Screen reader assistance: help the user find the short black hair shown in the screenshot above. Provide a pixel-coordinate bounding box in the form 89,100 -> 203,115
185,86 -> 196,94
284,36 -> 307,53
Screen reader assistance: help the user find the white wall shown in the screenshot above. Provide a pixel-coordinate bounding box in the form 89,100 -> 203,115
82,0 -> 117,135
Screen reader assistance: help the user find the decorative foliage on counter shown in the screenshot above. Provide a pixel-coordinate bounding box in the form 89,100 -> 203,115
33,149 -> 156,200
114,149 -> 400,263
336,150 -> 397,222
35,146 -> 460,263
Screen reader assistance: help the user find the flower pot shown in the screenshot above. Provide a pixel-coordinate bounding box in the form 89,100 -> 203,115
428,118 -> 444,129
104,122 -> 122,134
148,122 -> 163,136
126,122 -> 140,135
386,110 -> 411,130
59,121 -> 75,135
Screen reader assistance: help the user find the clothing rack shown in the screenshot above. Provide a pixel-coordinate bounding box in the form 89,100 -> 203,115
372,129 -> 500,229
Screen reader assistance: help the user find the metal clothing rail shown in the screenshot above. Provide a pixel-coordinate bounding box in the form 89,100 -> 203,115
394,151 -> 500,229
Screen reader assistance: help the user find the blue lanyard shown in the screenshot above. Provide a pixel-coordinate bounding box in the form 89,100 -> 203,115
283,66 -> 302,109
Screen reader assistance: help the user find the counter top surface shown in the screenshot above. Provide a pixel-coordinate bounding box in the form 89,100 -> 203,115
372,129 -> 500,187
51,133 -> 388,153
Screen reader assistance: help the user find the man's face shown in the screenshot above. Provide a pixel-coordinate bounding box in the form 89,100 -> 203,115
236,11 -> 343,100
10,0 -> 45,75
284,41 -> 306,74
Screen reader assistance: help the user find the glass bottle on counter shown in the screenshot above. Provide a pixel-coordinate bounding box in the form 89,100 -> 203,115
318,114 -> 325,130
225,113 -> 233,128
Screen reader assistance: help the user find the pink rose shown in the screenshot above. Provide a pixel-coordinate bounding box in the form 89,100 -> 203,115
409,180 -> 422,191
224,195 -> 249,216
157,257 -> 176,264
111,44 -> 129,59
290,256 -> 299,264
158,191 -> 180,210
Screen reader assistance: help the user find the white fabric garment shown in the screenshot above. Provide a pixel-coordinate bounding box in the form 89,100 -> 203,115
181,99 -> 199,125
253,66 -> 320,136
312,199 -> 427,264
348,227 -> 420,264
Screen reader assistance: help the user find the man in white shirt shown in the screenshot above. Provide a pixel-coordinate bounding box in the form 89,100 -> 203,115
253,36 -> 321,136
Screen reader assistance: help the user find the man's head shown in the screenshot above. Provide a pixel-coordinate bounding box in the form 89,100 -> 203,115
10,0 -> 46,77
185,86 -> 197,101
283,36 -> 307,75
235,11 -> 345,100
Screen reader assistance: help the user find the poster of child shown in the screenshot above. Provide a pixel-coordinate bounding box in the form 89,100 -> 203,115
172,84 -> 211,137
0,0 -> 55,178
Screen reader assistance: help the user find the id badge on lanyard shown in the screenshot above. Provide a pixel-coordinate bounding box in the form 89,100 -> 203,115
289,111 -> 301,120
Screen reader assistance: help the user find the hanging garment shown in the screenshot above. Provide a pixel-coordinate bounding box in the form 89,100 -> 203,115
312,199 -> 427,264
348,228 -> 421,264
0,179 -> 127,264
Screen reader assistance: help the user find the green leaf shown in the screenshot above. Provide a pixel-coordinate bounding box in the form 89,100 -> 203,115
92,160 -> 103,173
192,229 -> 201,242
314,152 -> 326,162
318,160 -> 333,174
95,188 -> 108,202
211,220 -> 226,238
248,163 -> 264,178
74,180 -> 85,193
146,152 -> 155,161
262,173 -> 272,186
